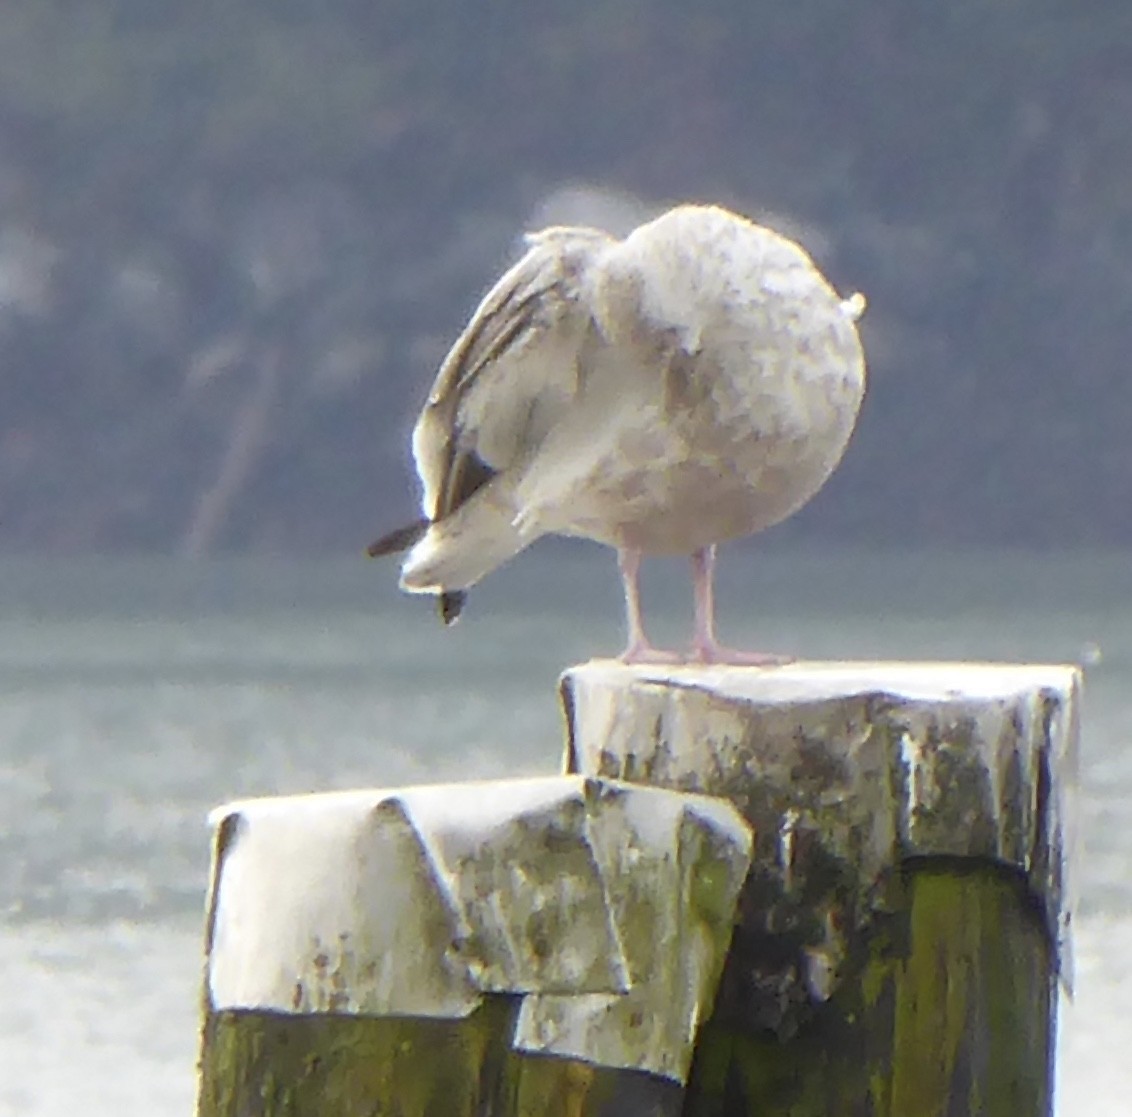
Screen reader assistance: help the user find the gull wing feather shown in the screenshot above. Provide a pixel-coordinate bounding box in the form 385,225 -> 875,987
412,226 -> 614,524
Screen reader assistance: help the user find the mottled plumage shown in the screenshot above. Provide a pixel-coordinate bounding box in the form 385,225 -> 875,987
370,204 -> 866,662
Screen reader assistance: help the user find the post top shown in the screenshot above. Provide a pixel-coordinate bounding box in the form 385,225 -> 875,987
566,658 -> 1082,704
204,773 -> 753,1081
561,657 -> 1080,1005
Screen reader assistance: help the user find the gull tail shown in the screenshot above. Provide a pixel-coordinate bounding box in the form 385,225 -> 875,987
366,517 -> 467,624
400,483 -> 535,625
366,518 -> 429,558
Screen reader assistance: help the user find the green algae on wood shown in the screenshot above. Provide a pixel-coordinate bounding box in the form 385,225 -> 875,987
197,1001 -> 687,1117
509,1054 -> 683,1117
198,997 -> 521,1117
683,862 -> 1054,1116
887,865 -> 1053,1117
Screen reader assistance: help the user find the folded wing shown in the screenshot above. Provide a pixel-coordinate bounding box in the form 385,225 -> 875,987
399,227 -> 614,617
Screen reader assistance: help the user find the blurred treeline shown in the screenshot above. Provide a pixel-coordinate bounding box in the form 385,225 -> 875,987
0,1 -> 1127,553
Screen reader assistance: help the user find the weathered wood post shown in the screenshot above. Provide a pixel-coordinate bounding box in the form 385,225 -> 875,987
196,775 -> 754,1117
197,659 -> 1077,1116
560,661 -> 1079,1117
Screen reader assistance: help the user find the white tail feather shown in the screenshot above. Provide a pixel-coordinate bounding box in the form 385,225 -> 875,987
400,484 -> 534,593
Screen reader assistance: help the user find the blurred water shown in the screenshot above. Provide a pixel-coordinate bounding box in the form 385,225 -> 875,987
0,549 -> 1127,1116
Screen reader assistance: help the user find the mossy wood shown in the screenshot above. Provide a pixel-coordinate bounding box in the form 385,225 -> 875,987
685,863 -> 1053,1116
562,661 -> 1078,1117
197,661 -> 1077,1117
196,775 -> 751,1116
198,1000 -> 684,1117
196,864 -> 1051,1117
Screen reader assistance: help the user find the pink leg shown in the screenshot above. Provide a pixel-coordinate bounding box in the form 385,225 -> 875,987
689,546 -> 791,666
617,547 -> 681,664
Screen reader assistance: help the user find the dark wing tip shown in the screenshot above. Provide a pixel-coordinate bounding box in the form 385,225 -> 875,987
366,518 -> 429,559
439,590 -> 467,626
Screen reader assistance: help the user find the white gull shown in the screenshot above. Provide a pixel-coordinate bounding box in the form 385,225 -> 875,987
369,203 -> 867,664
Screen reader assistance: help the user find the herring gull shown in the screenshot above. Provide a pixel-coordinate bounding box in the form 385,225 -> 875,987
369,203 -> 866,663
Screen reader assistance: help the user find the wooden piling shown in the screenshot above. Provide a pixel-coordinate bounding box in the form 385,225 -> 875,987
195,775 -> 753,1117
196,660 -> 1077,1116
560,661 -> 1079,1117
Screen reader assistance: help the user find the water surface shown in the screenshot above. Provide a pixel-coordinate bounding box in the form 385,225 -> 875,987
0,549 -> 1127,1115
